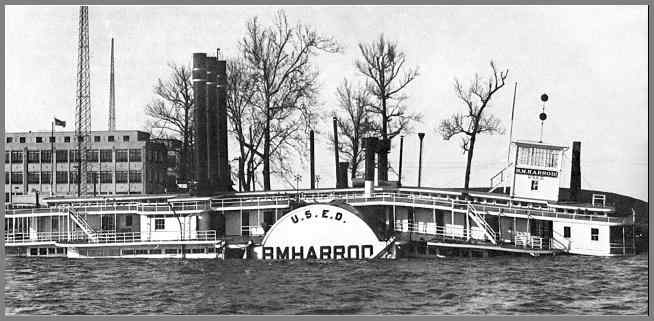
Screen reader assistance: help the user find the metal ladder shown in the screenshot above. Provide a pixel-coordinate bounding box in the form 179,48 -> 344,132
467,204 -> 497,244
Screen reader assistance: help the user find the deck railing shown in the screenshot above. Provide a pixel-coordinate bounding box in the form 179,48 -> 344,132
4,230 -> 218,244
5,190 -> 628,225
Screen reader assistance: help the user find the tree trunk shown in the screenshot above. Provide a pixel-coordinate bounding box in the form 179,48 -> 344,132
464,133 -> 477,190
263,115 -> 271,190
378,111 -> 389,182
351,137 -> 359,178
238,156 -> 245,192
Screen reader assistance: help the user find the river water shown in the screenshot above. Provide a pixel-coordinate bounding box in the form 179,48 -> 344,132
4,254 -> 648,315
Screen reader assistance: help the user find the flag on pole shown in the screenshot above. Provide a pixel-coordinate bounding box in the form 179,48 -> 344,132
54,118 -> 66,127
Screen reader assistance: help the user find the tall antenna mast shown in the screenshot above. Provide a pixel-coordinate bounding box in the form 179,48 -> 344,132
539,93 -> 548,143
507,81 -> 517,164
75,5 -> 91,196
108,38 -> 116,131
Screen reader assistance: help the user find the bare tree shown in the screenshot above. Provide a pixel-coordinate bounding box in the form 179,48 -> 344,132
145,63 -> 194,182
438,60 -> 508,190
225,58 -> 264,192
355,34 -> 421,181
241,10 -> 340,190
330,79 -> 375,179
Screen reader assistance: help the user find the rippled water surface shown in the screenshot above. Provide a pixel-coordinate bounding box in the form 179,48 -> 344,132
4,254 -> 648,315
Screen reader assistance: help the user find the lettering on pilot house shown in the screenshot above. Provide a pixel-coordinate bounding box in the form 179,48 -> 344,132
515,167 -> 558,178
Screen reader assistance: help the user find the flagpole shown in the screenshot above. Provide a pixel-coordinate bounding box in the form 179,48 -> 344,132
51,120 -> 55,196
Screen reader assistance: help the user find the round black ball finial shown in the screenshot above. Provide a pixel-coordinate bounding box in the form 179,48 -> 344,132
541,94 -> 549,102
539,112 -> 547,121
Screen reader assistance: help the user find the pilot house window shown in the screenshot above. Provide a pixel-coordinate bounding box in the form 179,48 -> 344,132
517,146 -> 559,168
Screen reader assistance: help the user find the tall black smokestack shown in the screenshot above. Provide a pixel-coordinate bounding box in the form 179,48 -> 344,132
338,162 -> 349,188
216,57 -> 229,191
310,130 -> 315,189
364,137 -> 377,196
206,57 -> 218,190
570,141 -> 581,201
192,53 -> 208,195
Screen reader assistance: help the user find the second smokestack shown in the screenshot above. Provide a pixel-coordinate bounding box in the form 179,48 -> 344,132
192,53 -> 208,195
570,141 -> 581,201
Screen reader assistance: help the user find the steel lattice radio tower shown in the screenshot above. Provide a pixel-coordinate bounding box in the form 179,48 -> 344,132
108,38 -> 116,131
75,5 -> 91,196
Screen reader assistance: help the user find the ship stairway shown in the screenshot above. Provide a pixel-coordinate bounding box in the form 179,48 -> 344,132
66,207 -> 98,242
467,204 -> 497,245
373,235 -> 397,259
488,162 -> 513,193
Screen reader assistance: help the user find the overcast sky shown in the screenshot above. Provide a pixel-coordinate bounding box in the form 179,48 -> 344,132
4,5 -> 648,201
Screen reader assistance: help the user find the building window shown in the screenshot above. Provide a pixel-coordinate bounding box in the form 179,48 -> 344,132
56,150 -> 68,163
94,136 -> 101,142
129,170 -> 142,183
129,149 -> 141,162
41,150 -> 52,163
125,215 -> 132,226
116,149 -> 128,162
49,136 -> 55,143
530,180 -> 539,191
108,135 -> 115,142
19,137 -> 25,143
27,151 -> 40,163
100,149 -> 113,162
27,172 -> 40,184
51,217 -> 59,230
154,218 -> 165,230
56,171 -> 68,184
87,172 -> 98,184
6,137 -> 12,143
115,171 -> 128,183
11,172 -> 23,184
591,228 -> 599,241
78,136 -> 84,142
5,151 -> 9,164
36,137 -> 43,143
64,136 -> 71,143
123,135 -> 130,142
70,150 -> 79,163
87,150 -> 99,162
563,226 -> 571,238
11,151 -> 23,163
5,172 -> 9,184
69,171 -> 79,184
41,172 -> 52,184
100,171 -> 113,183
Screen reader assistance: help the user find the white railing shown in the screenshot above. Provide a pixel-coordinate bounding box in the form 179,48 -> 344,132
240,225 -> 266,236
4,231 -> 88,243
514,234 -> 544,250
5,189 -> 627,225
395,222 -> 474,241
4,230 -> 218,244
